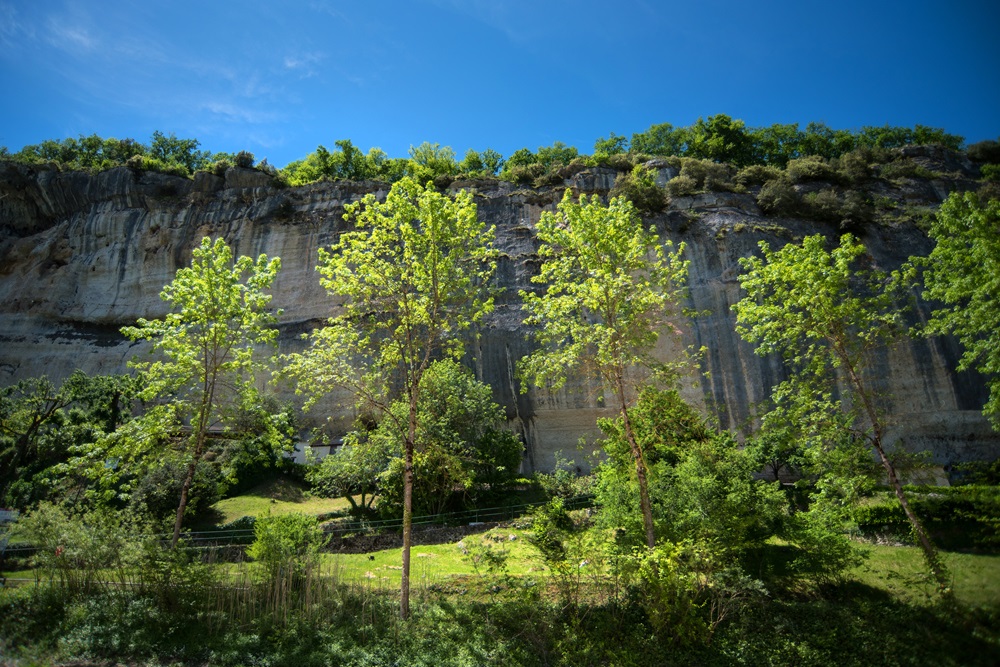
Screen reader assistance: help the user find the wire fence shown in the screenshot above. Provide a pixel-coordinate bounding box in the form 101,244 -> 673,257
0,494 -> 594,558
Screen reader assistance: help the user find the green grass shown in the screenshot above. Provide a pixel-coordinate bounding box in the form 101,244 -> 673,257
201,476 -> 355,526
852,544 -> 1000,608
322,527 -> 543,587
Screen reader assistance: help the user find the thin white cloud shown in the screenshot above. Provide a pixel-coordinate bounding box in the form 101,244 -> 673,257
201,101 -> 279,125
283,51 -> 326,78
0,2 -> 31,45
45,15 -> 97,52
427,0 -> 534,42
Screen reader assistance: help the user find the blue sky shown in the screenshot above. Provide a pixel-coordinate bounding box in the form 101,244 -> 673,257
1,0 -> 997,168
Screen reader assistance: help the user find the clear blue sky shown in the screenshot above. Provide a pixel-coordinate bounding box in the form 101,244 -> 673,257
1,0 -> 997,168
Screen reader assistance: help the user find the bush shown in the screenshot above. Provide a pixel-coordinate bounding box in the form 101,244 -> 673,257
247,513 -> 329,583
853,485 -> 1000,548
212,159 -> 232,177
787,155 -> 841,183
735,164 -> 782,187
756,177 -> 801,216
610,165 -> 667,213
878,158 -> 936,181
980,163 -> 1000,181
234,150 -> 255,169
967,139 -> 1000,164
666,174 -> 699,197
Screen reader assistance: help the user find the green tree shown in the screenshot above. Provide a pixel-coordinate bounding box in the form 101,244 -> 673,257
921,192 -> 1000,428
307,431 -> 392,514
630,122 -> 685,157
733,233 -> 950,593
0,372 -> 139,508
286,177 -> 498,618
686,114 -> 754,166
407,142 -> 458,183
148,131 -> 212,174
366,359 -> 522,517
119,237 -> 283,547
519,191 -> 689,549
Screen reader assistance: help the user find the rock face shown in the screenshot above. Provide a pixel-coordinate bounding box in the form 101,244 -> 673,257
1,157 -> 996,473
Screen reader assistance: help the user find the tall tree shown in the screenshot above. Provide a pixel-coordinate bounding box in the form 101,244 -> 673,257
286,177 -> 498,618
733,233 -> 950,594
921,192 -> 1000,429
121,237 -> 282,547
519,191 -> 689,549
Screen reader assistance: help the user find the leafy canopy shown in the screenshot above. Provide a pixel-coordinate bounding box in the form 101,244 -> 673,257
519,190 -> 688,392
921,192 -> 1000,428
289,177 -> 498,410
105,237 -> 285,537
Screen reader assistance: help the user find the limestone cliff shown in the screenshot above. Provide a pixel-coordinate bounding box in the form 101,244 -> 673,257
1,153 -> 996,473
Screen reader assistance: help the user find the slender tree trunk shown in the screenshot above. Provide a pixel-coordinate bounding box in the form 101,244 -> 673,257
841,353 -> 951,595
617,379 -> 656,549
401,399 -> 417,620
171,451 -> 199,548
870,435 -> 950,595
172,369 -> 215,549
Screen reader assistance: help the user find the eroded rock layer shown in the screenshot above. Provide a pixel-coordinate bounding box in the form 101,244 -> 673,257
1,157 -> 996,472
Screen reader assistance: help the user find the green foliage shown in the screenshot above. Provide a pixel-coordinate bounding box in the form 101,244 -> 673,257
285,176 -> 498,617
786,155 -> 842,183
520,191 -> 689,548
685,114 -> 754,167
458,147 -> 505,177
596,388 -> 785,560
921,192 -> 1000,428
980,163 -> 1000,181
853,486 -> 1000,548
406,141 -> 458,184
148,131 -> 213,174
734,233 -> 950,590
345,360 -> 523,517
630,540 -> 766,645
755,176 -> 801,216
306,433 -> 391,514
593,132 -> 630,157
279,140 -> 406,185
520,191 -> 688,394
735,164 -> 783,187
247,512 -> 329,582
609,164 -> 667,212
0,371 -> 140,509
13,503 -> 133,595
111,237 -> 285,544
968,139 -> 1000,164
233,150 -> 255,168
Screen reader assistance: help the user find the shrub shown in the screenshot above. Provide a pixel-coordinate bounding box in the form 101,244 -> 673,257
666,174 -> 699,197
980,163 -> 1000,181
502,162 -> 545,185
756,177 -> 801,216
212,159 -> 232,177
610,164 -> 667,213
735,164 -> 782,187
878,158 -> 936,181
234,150 -> 255,169
967,139 -> 1000,164
247,513 -> 329,583
786,155 -> 841,183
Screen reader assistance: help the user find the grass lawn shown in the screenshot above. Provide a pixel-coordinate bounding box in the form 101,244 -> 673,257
852,543 -> 1000,608
200,475 -> 356,526
321,527 -> 543,588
